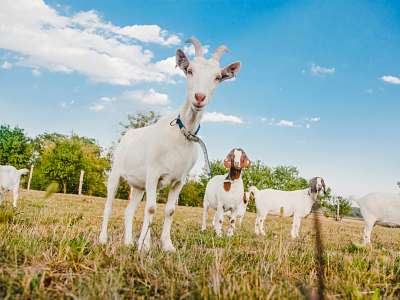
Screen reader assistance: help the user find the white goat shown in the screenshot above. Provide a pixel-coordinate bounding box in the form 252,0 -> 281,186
99,37 -> 241,251
201,148 -> 250,236
356,192 -> 400,245
251,177 -> 326,238
0,165 -> 29,208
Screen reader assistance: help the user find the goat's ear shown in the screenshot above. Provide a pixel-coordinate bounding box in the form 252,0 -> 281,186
176,49 -> 190,74
242,151 -> 251,168
220,61 -> 241,82
223,158 -> 232,169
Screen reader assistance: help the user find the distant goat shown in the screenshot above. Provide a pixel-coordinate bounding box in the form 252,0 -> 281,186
99,37 -> 241,251
0,165 -> 29,208
201,148 -> 251,236
251,177 -> 326,238
356,192 -> 400,245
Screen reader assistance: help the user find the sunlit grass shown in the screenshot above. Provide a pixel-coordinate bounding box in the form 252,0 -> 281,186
0,190 -> 399,299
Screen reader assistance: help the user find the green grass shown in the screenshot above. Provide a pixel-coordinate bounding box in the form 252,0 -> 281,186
0,190 -> 399,299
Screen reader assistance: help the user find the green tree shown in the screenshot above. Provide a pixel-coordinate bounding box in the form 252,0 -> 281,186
0,125 -> 32,168
320,193 -> 352,219
31,134 -> 109,196
120,111 -> 160,133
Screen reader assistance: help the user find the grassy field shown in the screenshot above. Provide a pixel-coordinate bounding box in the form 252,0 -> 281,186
0,190 -> 399,299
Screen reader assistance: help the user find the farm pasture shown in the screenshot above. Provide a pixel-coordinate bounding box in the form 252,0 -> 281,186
0,190 -> 399,299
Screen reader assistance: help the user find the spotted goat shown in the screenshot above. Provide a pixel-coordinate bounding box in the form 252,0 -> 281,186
201,148 -> 251,236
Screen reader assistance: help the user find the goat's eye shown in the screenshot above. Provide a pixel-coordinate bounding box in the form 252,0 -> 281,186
187,69 -> 193,75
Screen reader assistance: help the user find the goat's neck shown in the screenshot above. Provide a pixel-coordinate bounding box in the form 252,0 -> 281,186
179,99 -> 203,133
308,190 -> 318,202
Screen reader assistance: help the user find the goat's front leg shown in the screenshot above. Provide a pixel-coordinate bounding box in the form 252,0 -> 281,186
12,186 -> 19,209
161,181 -> 183,252
0,191 -> 4,206
137,174 -> 158,252
363,217 -> 376,245
291,215 -> 302,238
227,210 -> 238,237
214,203 -> 224,237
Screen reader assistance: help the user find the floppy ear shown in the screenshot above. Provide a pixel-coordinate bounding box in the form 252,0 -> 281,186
176,49 -> 190,74
242,151 -> 251,168
224,157 -> 232,169
224,150 -> 234,169
220,61 -> 241,82
309,177 -> 318,193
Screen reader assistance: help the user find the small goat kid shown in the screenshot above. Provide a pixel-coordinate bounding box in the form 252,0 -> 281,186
251,177 -> 326,238
0,165 -> 29,208
201,148 -> 251,236
356,192 -> 400,245
99,37 -> 241,252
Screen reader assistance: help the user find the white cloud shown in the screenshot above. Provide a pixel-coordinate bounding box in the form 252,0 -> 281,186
306,117 -> 320,123
100,96 -> 116,102
202,112 -> 243,124
1,61 -> 13,69
32,68 -> 41,76
123,89 -> 169,106
310,63 -> 335,75
183,44 -> 209,57
154,56 -> 184,78
276,119 -> 296,127
89,103 -> 105,112
381,75 -> 400,85
0,0 -> 182,85
306,124 -> 310,129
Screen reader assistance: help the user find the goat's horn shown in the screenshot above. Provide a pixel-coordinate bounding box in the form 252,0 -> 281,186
212,45 -> 229,61
186,36 -> 203,57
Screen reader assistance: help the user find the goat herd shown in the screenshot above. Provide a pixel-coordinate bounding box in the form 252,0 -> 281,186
1,38 -> 399,254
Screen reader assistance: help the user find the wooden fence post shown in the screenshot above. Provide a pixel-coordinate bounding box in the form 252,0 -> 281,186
336,197 -> 340,221
27,165 -> 34,191
78,170 -> 85,195
129,186 -> 134,200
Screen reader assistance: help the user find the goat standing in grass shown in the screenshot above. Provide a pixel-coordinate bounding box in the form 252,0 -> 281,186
99,37 -> 241,252
356,192 -> 400,245
201,148 -> 251,236
250,177 -> 326,238
0,165 -> 29,208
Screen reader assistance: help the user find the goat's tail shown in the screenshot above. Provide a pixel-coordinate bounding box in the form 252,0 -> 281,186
249,185 -> 258,193
17,168 -> 29,176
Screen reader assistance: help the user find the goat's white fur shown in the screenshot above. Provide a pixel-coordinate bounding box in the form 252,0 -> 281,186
201,174 -> 247,236
356,192 -> 400,245
0,165 -> 29,208
201,149 -> 249,236
99,37 -> 240,252
251,177 -> 325,238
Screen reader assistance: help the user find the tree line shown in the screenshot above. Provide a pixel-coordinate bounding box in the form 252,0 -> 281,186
0,111 -> 353,218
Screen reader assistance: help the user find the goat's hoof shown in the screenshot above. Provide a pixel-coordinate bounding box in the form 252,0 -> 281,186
124,238 -> 134,246
162,243 -> 176,253
137,241 -> 150,252
99,234 -> 108,244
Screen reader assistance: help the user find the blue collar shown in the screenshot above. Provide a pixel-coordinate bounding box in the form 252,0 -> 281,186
176,114 -> 201,135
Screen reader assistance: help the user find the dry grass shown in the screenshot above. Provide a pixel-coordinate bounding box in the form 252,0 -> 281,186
0,190 -> 399,299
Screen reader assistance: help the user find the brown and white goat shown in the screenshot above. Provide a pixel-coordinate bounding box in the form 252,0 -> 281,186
201,148 -> 251,236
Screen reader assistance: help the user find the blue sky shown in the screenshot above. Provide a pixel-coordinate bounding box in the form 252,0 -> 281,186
0,0 -> 399,197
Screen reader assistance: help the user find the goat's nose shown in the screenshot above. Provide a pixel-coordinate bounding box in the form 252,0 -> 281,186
194,93 -> 206,103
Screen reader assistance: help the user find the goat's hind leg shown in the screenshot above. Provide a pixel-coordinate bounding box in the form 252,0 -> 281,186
161,181 -> 184,252
138,174 -> 158,252
124,187 -> 144,246
363,216 -> 376,245
99,170 -> 120,244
